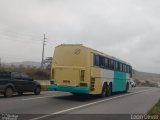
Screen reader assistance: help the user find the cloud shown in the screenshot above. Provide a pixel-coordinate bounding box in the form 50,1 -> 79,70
0,0 -> 160,73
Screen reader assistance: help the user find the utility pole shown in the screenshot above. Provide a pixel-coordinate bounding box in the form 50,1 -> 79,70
41,34 -> 47,69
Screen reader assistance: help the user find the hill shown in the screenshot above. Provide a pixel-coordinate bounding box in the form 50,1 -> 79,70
6,61 -> 41,68
133,70 -> 160,87
133,70 -> 160,82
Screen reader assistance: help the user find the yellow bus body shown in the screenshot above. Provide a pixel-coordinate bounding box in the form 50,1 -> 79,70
48,44 -> 132,95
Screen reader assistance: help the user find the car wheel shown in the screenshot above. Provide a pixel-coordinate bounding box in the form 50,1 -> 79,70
18,92 -> 23,95
4,87 -> 13,98
34,86 -> 41,95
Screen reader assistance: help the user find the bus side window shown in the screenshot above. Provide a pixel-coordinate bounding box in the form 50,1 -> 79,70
109,59 -> 114,70
122,64 -> 126,72
108,59 -> 111,69
124,65 -> 127,72
119,63 -> 122,71
122,64 -> 124,72
99,56 -> 105,68
115,61 -> 118,71
104,58 -> 108,68
94,54 -> 99,66
127,65 -> 130,73
130,66 -> 133,77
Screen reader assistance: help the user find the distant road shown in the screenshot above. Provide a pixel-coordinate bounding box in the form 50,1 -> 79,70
0,87 -> 160,120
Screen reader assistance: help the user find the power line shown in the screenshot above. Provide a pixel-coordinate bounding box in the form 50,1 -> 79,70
0,35 -> 42,44
41,34 -> 47,69
0,30 -> 42,39
0,33 -> 55,44
0,30 -> 43,43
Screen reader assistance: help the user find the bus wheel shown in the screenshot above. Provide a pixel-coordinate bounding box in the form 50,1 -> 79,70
106,84 -> 112,97
101,84 -> 107,97
125,82 -> 129,93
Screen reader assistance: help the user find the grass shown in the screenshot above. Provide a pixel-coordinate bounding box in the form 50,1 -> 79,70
148,99 -> 160,115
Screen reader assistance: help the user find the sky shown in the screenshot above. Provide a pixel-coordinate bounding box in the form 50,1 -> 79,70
0,0 -> 160,73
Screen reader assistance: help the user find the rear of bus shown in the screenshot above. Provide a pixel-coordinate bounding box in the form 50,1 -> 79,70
48,44 -> 90,94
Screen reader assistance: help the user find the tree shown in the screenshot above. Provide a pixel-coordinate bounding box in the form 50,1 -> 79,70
44,57 -> 52,71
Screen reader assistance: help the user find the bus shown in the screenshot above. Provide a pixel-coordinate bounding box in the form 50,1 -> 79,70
48,44 -> 132,97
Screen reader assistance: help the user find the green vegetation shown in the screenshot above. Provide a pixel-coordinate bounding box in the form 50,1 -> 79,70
134,79 -> 158,87
0,57 -> 52,80
141,80 -> 157,87
0,64 -> 50,80
148,99 -> 160,115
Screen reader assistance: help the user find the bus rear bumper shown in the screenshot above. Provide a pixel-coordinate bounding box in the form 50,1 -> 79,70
48,84 -> 90,94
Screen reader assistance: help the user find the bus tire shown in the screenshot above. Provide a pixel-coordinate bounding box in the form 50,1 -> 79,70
101,83 -> 107,97
125,82 -> 129,93
106,84 -> 112,97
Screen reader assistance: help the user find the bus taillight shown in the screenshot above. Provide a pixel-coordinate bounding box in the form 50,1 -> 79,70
50,81 -> 55,84
80,83 -> 88,87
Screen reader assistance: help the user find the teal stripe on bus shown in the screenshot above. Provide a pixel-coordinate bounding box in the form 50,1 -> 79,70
113,71 -> 126,92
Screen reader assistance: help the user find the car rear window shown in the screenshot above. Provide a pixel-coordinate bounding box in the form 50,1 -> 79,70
0,72 -> 11,79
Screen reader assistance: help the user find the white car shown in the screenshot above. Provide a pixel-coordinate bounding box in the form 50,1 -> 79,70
130,79 -> 136,87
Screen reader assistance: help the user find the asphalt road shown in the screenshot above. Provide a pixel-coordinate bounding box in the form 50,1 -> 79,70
0,87 -> 160,120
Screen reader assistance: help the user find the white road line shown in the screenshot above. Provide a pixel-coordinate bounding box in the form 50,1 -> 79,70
22,95 -> 61,101
30,88 -> 154,120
